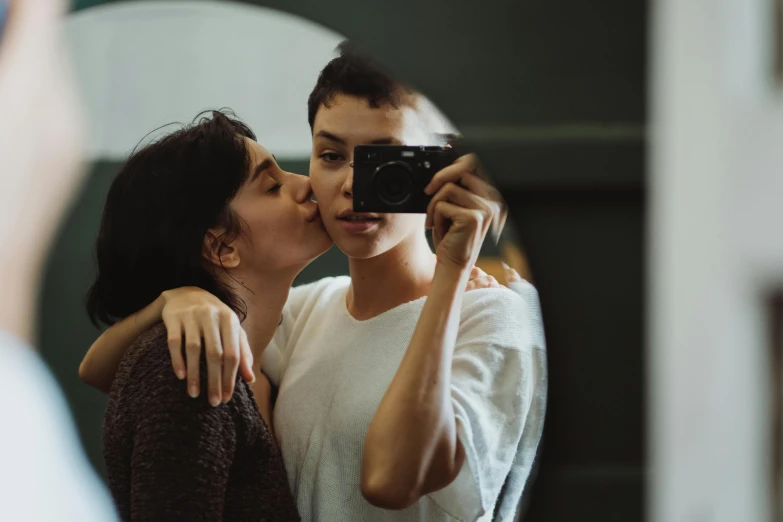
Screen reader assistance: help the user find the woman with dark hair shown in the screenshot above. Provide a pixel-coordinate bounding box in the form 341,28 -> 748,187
87,110 -> 330,521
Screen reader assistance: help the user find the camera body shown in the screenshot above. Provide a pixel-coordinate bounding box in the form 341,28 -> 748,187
352,145 -> 459,213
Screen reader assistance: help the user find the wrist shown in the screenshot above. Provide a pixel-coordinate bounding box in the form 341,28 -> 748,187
431,263 -> 470,307
434,259 -> 471,283
148,292 -> 167,323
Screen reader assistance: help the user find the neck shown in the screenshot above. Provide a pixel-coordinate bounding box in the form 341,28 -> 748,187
346,231 -> 436,320
225,266 -> 299,362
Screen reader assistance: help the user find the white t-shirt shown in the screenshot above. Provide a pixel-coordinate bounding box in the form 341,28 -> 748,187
0,331 -> 118,521
262,276 -> 547,522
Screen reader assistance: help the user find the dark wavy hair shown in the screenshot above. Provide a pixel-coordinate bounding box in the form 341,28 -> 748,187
86,110 -> 256,327
307,41 -> 414,130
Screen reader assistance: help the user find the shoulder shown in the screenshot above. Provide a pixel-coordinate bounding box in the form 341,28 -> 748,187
461,283 -> 528,313
458,282 -> 542,352
114,323 -> 189,408
120,322 -> 173,382
118,324 -> 242,425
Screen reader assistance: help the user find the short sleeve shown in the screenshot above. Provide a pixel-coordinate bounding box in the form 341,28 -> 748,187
428,285 -> 545,521
261,277 -> 343,386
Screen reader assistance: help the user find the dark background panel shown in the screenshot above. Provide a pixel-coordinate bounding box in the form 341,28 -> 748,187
473,139 -> 645,190
73,0 -> 646,127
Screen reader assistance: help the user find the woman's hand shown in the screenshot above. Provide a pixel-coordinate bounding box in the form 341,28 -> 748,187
466,265 -> 500,290
160,287 -> 254,406
424,154 -> 507,273
503,262 -> 525,284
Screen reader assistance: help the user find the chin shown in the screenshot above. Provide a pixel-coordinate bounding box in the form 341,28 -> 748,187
307,234 -> 335,260
332,236 -> 387,260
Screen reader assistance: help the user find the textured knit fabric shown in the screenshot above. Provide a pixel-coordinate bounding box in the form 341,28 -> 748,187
103,323 -> 300,522
0,330 -> 118,522
261,276 -> 547,522
492,282 -> 548,522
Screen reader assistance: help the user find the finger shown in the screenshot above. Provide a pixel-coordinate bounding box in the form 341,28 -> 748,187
201,314 -> 223,407
220,311 -> 240,404
433,201 -> 451,244
425,168 -> 504,231
503,261 -> 524,283
434,199 -> 487,237
428,174 -> 505,242
465,275 -> 499,291
481,275 -> 500,289
433,200 -> 476,243
427,182 -> 492,229
183,316 -> 203,399
424,155 -> 489,196
163,315 -> 186,380
238,329 -> 256,384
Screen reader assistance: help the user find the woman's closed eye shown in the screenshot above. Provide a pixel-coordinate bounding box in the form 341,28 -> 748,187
266,183 -> 282,193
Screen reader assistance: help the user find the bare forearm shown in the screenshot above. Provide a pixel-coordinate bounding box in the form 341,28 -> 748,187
362,262 -> 469,507
79,295 -> 164,392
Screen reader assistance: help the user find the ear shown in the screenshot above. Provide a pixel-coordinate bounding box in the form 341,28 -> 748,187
203,229 -> 240,269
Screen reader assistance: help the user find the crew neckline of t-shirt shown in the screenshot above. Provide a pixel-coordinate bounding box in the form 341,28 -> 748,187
340,284 -> 428,324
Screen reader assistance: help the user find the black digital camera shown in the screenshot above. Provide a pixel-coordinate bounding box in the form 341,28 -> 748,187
352,145 -> 459,213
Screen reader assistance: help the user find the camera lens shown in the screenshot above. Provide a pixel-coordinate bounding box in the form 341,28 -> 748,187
374,161 -> 413,207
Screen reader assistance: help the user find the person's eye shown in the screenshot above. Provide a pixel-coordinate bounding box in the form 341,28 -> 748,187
319,152 -> 344,163
266,183 -> 282,193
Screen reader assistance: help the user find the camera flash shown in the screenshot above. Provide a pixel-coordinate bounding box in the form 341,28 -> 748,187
401,151 -> 415,157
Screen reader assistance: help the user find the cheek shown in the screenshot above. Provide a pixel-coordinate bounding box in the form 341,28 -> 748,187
310,172 -> 333,208
242,205 -> 291,249
383,214 -> 425,236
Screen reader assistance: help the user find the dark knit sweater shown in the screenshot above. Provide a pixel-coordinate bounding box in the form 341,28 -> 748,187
103,323 -> 299,522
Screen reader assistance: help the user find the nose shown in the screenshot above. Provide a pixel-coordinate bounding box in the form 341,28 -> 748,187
287,172 -> 314,203
341,162 -> 354,198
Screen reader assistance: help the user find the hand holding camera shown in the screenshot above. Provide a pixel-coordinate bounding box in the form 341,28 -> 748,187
423,153 -> 507,272
351,144 -> 507,273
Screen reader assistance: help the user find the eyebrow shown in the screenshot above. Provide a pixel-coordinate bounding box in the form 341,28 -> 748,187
250,158 -> 274,183
315,130 -> 401,146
